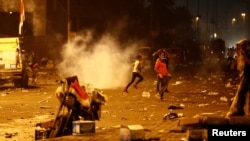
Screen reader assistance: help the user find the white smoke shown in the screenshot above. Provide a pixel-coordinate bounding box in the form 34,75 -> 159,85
58,31 -> 138,89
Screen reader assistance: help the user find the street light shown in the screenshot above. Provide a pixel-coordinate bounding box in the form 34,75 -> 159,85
213,33 -> 217,38
195,16 -> 200,41
232,18 -> 236,26
241,13 -> 246,24
241,13 -> 246,37
196,16 -> 199,22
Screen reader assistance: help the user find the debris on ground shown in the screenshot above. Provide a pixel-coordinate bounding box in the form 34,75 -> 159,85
168,104 -> 185,110
163,112 -> 183,120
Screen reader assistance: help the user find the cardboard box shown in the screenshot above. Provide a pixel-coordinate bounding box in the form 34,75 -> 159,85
72,120 -> 95,135
127,125 -> 145,140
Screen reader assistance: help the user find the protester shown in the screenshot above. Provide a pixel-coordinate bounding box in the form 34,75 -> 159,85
152,49 -> 171,93
28,51 -> 39,84
227,47 -> 236,70
123,55 -> 144,93
152,49 -> 170,69
226,39 -> 250,117
16,48 -> 21,68
154,52 -> 171,100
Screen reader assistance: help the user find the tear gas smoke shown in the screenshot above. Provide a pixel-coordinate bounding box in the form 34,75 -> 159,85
58,32 -> 138,89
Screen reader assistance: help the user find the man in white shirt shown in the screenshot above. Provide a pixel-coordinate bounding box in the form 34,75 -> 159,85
123,55 -> 144,93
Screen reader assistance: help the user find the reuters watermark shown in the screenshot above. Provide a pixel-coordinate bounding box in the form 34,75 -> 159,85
208,125 -> 250,140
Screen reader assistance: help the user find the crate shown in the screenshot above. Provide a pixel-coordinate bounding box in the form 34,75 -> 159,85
72,120 -> 95,135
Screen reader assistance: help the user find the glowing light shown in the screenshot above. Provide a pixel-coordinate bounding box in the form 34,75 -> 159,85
232,18 -> 236,25
241,13 -> 246,17
213,33 -> 217,38
195,16 -> 199,22
241,13 -> 246,23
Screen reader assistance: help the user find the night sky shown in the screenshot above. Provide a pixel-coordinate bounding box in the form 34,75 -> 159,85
175,0 -> 246,30
175,0 -> 246,19
175,0 -> 247,46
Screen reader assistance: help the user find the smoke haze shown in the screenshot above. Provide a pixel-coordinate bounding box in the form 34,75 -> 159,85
58,32 -> 139,89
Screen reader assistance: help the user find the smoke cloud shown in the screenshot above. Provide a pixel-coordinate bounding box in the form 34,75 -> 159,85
58,31 -> 139,89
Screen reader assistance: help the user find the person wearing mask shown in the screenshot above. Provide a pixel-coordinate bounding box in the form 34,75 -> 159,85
226,39 -> 250,117
154,52 -> 171,100
152,49 -> 171,93
123,55 -> 144,93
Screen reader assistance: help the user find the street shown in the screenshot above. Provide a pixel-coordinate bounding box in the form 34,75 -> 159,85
0,64 -> 241,141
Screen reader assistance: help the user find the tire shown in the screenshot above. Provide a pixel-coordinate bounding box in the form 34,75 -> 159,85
13,73 -> 28,88
49,115 -> 66,138
14,79 -> 22,87
21,72 -> 29,87
0,80 -> 5,86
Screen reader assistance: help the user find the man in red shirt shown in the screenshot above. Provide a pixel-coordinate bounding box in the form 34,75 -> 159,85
152,49 -> 170,93
154,52 -> 171,100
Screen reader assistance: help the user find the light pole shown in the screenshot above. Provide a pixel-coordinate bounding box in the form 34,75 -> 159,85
196,0 -> 200,42
67,0 -> 71,42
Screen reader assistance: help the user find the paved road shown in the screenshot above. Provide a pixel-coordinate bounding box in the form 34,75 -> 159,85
0,67 -> 245,141
40,69 -> 240,141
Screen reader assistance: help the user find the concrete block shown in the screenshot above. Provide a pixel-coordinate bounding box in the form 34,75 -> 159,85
202,116 -> 228,126
179,117 -> 201,126
178,117 -> 202,130
228,116 -> 250,125
244,92 -> 250,115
